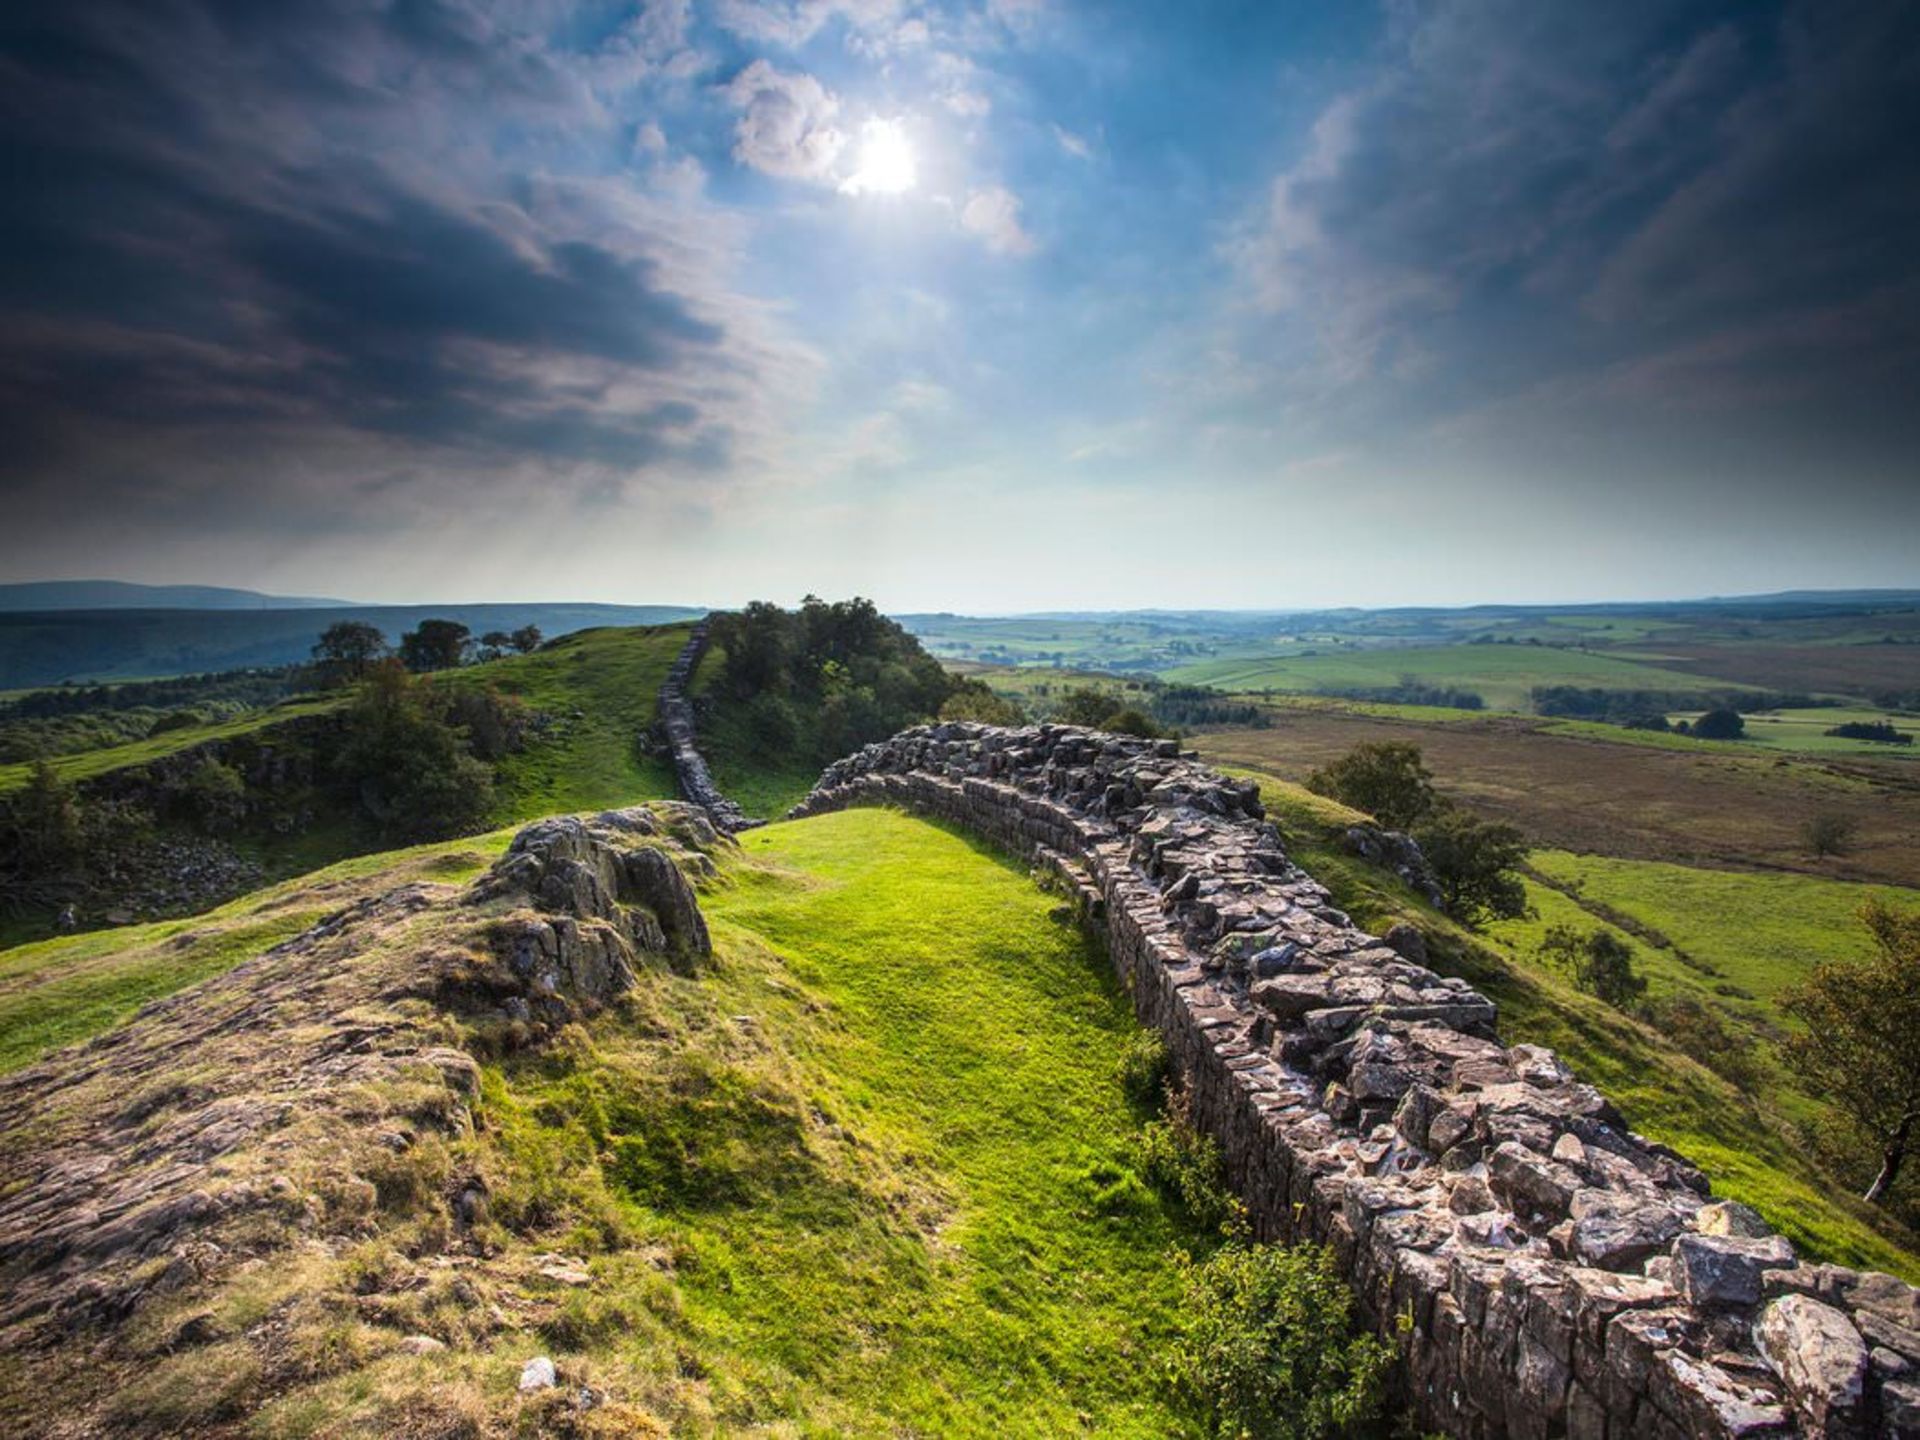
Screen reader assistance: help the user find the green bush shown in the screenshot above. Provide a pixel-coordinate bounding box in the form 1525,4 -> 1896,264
1118,1030 -> 1173,1112
1539,924 -> 1646,1009
1174,1242 -> 1393,1440
1135,1105 -> 1244,1238
1306,742 -> 1434,829
1412,806 -> 1529,924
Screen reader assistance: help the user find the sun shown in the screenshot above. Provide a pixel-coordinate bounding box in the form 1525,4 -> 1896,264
841,119 -> 917,196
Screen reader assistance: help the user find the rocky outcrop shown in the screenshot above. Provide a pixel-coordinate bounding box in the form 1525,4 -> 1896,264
790,723 -> 1920,1439
657,619 -> 761,834
0,804 -> 715,1423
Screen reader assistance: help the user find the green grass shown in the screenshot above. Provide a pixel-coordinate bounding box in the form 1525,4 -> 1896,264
474,807 -> 1216,1434
1512,850 -> 1913,1013
1222,764 -> 1920,1279
439,624 -> 688,821
1168,644 -> 1745,713
0,831 -> 512,1074
0,697 -> 342,795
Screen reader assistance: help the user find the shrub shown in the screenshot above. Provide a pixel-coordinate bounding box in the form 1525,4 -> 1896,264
1802,813 -> 1860,859
1412,806 -> 1528,923
1306,742 -> 1434,829
1637,995 -> 1762,1091
1539,925 -> 1646,1009
1117,1031 -> 1172,1112
1135,1100 -> 1244,1238
1691,708 -> 1745,740
180,757 -> 248,833
1174,1242 -> 1393,1440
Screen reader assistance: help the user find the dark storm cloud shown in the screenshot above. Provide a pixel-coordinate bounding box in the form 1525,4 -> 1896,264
0,0 -> 739,487
1237,0 -> 1920,449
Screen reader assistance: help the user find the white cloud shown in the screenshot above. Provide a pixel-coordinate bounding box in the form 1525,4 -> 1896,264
960,186 -> 1036,256
713,0 -> 904,49
723,60 -> 846,183
1051,123 -> 1091,160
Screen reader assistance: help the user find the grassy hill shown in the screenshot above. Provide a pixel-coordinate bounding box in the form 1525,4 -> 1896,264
0,806 -> 1227,1435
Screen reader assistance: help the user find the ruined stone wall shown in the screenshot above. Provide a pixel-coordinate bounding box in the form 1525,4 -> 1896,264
657,620 -> 760,834
791,723 -> 1920,1439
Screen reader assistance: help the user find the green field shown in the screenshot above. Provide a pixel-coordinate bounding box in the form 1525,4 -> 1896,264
1166,643 -> 1742,712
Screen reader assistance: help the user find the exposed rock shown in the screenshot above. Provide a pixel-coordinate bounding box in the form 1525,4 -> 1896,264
1672,1233 -> 1796,1311
519,1356 -> 558,1392
1755,1295 -> 1869,1438
1699,1200 -> 1773,1239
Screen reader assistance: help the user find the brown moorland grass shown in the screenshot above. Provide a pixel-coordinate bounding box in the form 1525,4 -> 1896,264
1192,707 -> 1920,887
1638,640 -> 1920,699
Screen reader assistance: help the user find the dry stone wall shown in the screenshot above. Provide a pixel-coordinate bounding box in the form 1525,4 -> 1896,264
658,619 -> 760,834
791,722 -> 1920,1439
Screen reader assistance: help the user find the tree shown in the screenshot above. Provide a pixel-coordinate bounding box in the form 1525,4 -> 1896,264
1306,742 -> 1435,829
1779,901 -> 1920,1205
331,661 -> 493,839
311,620 -> 388,686
1057,686 -> 1123,727
477,630 -> 513,662
398,619 -> 472,673
1539,924 -> 1646,1009
1803,813 -> 1859,859
1691,707 -> 1745,740
1412,806 -> 1528,923
509,625 -> 543,654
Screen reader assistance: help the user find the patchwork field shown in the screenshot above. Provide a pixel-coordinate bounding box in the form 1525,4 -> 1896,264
1193,709 -> 1920,887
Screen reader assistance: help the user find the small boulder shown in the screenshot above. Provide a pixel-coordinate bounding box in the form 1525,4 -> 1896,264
400,1334 -> 446,1356
1696,1200 -> 1770,1238
1670,1233 -> 1795,1310
1754,1294 -> 1869,1438
519,1356 -> 557,1392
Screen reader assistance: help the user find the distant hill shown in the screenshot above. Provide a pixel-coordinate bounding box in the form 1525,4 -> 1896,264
0,603 -> 706,688
0,580 -> 351,611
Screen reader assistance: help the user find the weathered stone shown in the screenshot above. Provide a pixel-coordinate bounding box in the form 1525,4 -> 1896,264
1754,1295 -> 1869,1437
1672,1234 -> 1797,1311
519,1356 -> 557,1392
1699,1200 -> 1772,1239
1488,1141 -> 1582,1224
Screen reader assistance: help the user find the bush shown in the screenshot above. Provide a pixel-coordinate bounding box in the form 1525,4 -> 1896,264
1539,925 -> 1646,1009
1691,708 -> 1745,740
1412,806 -> 1528,923
180,758 -> 248,833
1802,813 -> 1859,859
330,663 -> 493,840
1135,1102 -> 1244,1238
1117,1031 -> 1172,1112
1823,721 -> 1910,745
1306,742 -> 1434,829
1637,995 -> 1763,1091
1174,1242 -> 1393,1440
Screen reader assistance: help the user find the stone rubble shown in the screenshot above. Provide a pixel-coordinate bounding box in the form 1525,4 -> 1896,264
790,721 -> 1920,1439
657,619 -> 762,834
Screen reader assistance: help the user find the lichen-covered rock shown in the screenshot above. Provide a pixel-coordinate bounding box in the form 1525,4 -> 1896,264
1672,1233 -> 1797,1311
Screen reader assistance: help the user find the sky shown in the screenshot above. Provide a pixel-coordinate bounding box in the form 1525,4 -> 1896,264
0,0 -> 1916,612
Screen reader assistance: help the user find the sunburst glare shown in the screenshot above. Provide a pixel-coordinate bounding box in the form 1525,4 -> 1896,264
840,118 -> 916,196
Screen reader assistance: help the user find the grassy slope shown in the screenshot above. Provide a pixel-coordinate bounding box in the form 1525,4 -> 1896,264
1219,763 -> 1920,1281
564,807 -> 1208,1434
438,623 -> 687,822
33,807 -> 1216,1435
0,697 -> 343,795
0,832 -> 513,1074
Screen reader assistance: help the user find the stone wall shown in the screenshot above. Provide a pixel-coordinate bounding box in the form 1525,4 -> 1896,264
791,723 -> 1920,1439
657,620 -> 760,834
